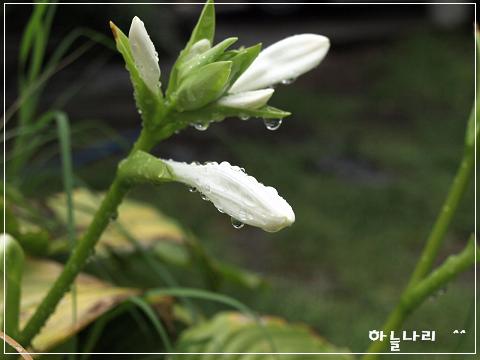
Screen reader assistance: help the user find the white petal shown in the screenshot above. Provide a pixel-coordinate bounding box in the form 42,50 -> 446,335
164,160 -> 295,232
129,16 -> 161,94
217,89 -> 274,109
229,34 -> 330,94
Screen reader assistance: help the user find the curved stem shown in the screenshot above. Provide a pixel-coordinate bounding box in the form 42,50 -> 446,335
364,236 -> 476,357
363,120 -> 476,358
407,148 -> 474,287
18,129 -> 156,348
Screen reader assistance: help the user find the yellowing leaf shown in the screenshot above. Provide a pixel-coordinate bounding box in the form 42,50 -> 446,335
1,258 -> 139,351
48,189 -> 186,255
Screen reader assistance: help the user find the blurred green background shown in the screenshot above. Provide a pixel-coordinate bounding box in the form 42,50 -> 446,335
4,3 -> 476,357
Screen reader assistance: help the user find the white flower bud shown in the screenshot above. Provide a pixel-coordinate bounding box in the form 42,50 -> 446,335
129,16 -> 161,94
184,39 -> 212,62
228,34 -> 330,94
217,89 -> 274,109
164,160 -> 295,232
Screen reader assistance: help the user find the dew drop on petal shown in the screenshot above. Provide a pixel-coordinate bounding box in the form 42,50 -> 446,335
188,186 -> 197,193
231,217 -> 244,229
281,77 -> 296,85
263,118 -> 282,131
201,193 -> 209,201
240,115 -> 250,120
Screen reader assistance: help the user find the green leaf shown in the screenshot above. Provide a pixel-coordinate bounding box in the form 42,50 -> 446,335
109,21 -> 163,128
128,296 -> 173,352
187,0 -> 216,48
167,0 -> 216,96
177,37 -> 238,82
227,43 -> 262,85
171,311 -> 354,358
19,4 -> 49,66
171,104 -> 291,132
175,61 -> 232,112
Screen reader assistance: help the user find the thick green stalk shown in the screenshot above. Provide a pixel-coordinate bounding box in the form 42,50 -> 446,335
363,100 -> 477,358
406,148 -> 474,287
363,142 -> 475,357
18,130 -> 155,348
364,236 -> 476,357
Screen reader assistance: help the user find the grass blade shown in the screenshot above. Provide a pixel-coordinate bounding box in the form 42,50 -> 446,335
127,296 -> 173,353
145,287 -> 278,354
55,112 -> 77,325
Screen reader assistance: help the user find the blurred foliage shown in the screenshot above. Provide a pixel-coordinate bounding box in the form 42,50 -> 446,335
171,311 -> 354,358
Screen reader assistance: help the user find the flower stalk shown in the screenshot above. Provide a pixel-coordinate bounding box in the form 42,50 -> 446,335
16,0 -> 329,348
18,129 -> 156,347
364,236 -> 476,357
363,100 -> 478,357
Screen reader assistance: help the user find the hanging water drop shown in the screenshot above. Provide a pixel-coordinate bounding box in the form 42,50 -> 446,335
193,122 -> 209,131
240,115 -> 250,121
231,217 -> 244,229
264,118 -> 282,131
201,193 -> 209,201
188,187 -> 197,193
281,77 -> 296,85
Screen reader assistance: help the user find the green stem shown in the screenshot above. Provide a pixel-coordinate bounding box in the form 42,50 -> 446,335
364,236 -> 476,357
407,148 -> 474,287
18,130 -> 156,348
363,144 -> 475,358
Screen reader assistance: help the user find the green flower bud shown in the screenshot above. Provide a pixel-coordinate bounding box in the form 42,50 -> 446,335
177,37 -> 237,81
175,61 -> 232,112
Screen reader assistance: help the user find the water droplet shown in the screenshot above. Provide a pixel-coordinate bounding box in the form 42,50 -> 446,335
231,217 -> 244,229
240,115 -> 250,120
217,208 -> 225,213
188,187 -> 197,193
193,122 -> 209,131
239,167 -> 245,173
201,193 -> 209,201
281,77 -> 296,85
138,109 -> 143,115
264,118 -> 282,131
429,287 -> 447,302
110,211 -> 118,220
